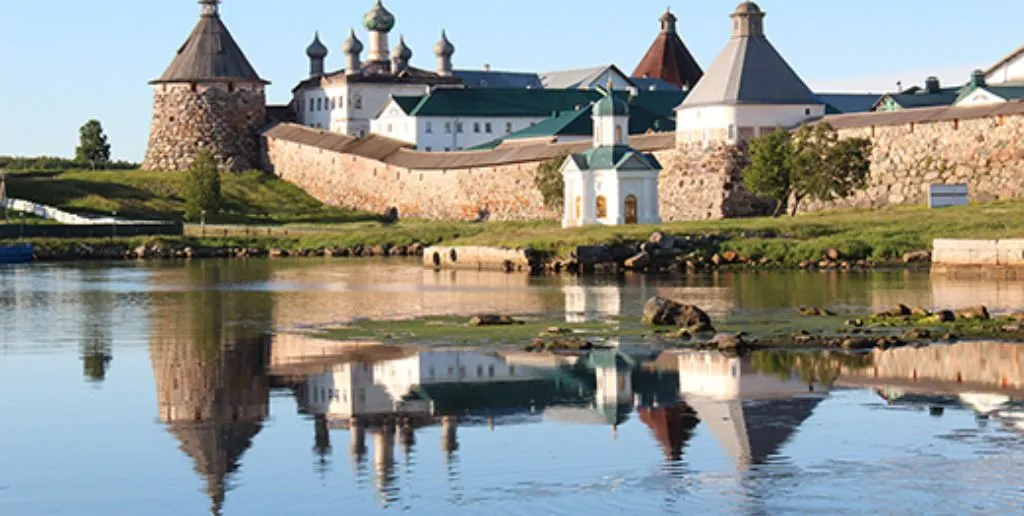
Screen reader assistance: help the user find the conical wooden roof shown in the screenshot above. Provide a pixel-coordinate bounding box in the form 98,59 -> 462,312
632,10 -> 703,90
152,7 -> 267,84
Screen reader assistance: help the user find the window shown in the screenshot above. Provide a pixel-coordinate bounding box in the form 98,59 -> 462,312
509,366 -> 516,377
488,365 -> 495,378
574,196 -> 582,221
387,124 -> 393,133
338,96 -> 344,109
428,366 -> 436,379
456,122 -> 464,133
805,107 -> 811,116
444,147 -> 450,152
728,124 -> 736,141
444,122 -> 452,133
476,365 -> 484,378
505,122 -> 513,133
615,125 -> 623,142
473,122 -> 481,133
485,122 -> 492,133
459,366 -> 466,379
309,98 -> 314,111
596,196 -> 607,218
354,95 -> 362,109
624,194 -> 638,224
448,366 -> 455,377
329,98 -> 334,110
316,98 -> 322,111
426,122 -> 433,134
425,146 -> 432,151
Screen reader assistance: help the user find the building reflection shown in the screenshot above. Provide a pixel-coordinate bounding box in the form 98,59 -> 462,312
149,261 -> 272,516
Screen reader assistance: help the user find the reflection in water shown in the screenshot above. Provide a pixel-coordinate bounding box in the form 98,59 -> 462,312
149,262 -> 272,516
7,261 -> 1020,513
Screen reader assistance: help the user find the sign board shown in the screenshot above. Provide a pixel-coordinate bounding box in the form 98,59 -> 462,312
928,184 -> 968,209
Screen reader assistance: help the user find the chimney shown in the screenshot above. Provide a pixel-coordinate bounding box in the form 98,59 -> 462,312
925,76 -> 941,94
483,63 -> 491,72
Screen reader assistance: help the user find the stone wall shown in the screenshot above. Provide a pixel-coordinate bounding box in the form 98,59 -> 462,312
143,82 -> 266,172
264,136 -> 559,221
802,112 -> 1024,212
657,142 -> 768,221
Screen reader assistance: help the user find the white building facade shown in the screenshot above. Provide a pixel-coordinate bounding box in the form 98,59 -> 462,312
371,98 -> 547,150
675,2 -> 824,146
561,92 -> 662,228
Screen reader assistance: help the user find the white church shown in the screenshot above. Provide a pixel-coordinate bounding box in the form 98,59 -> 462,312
560,89 -> 663,228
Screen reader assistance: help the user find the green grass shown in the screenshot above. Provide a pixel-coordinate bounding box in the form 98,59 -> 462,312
444,201 -> 1024,263
4,169 -> 373,225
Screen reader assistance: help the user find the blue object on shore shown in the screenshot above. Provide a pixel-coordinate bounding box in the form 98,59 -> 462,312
0,244 -> 34,264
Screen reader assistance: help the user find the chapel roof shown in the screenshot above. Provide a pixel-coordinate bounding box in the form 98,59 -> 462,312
680,3 -> 818,108
152,1 -> 267,85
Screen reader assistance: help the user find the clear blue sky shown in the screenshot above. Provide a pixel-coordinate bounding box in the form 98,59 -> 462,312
1,0 -> 1021,162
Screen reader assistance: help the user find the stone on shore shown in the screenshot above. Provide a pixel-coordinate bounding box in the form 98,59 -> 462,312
957,305 -> 990,321
468,315 -> 522,327
642,297 -> 715,333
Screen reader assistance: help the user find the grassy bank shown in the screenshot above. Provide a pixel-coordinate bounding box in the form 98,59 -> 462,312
4,169 -> 371,225
446,201 -> 1024,263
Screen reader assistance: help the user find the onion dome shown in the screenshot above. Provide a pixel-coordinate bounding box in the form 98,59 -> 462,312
434,30 -> 455,57
734,1 -> 762,15
593,92 -> 629,117
363,0 -> 396,32
392,35 -> 412,61
306,32 -> 328,59
342,28 -> 364,55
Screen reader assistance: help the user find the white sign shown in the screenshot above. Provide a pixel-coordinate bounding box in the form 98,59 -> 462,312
928,184 -> 968,209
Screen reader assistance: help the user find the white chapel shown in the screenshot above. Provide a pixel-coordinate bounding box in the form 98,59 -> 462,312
561,89 -> 662,228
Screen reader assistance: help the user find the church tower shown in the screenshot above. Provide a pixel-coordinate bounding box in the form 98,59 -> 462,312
142,0 -> 269,172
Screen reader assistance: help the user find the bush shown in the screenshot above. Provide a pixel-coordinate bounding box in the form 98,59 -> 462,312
183,150 -> 222,222
0,155 -> 138,171
535,152 -> 568,211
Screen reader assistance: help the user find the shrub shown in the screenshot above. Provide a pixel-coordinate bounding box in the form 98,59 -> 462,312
183,150 -> 222,222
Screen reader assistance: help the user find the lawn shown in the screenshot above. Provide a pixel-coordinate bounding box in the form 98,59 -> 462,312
4,169 -> 373,225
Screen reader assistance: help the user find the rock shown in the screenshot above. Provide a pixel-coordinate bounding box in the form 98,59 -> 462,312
932,310 -> 956,323
714,333 -> 745,352
941,332 -> 959,342
468,315 -> 521,327
902,250 -> 932,263
877,304 -> 912,317
825,248 -> 842,261
649,232 -> 677,250
669,329 -> 692,340
371,244 -> 389,257
624,252 -> 651,270
133,245 -> 151,260
1010,312 -> 1024,323
957,305 -> 990,321
798,260 -> 814,269
844,319 -> 865,328
711,254 -> 722,266
391,245 -> 409,257
541,327 -> 573,336
269,248 -> 288,258
408,243 -> 425,256
721,251 -> 739,264
798,306 -> 834,317
537,337 -> 595,352
642,297 -> 715,332
842,337 -> 875,350
1001,323 -> 1024,333
902,329 -> 932,340
911,306 -> 931,317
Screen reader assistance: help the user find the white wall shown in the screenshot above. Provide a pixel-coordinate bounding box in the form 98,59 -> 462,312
676,103 -> 825,145
296,82 -> 431,137
675,352 -> 827,400
372,113 -> 547,151
563,284 -> 623,323
956,88 -> 1006,106
986,53 -> 1024,85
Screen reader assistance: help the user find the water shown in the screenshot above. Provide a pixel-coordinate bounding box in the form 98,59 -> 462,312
1,260 -> 1023,515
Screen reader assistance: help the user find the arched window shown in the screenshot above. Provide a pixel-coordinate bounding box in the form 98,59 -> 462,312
354,95 -> 363,109
624,194 -> 638,224
596,195 -> 608,218
615,125 -> 623,142
574,196 -> 582,222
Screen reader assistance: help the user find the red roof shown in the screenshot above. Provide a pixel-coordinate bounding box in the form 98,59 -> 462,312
633,31 -> 703,90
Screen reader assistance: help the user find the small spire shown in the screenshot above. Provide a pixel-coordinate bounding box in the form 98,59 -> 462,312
434,29 -> 455,57
306,31 -> 328,59
392,35 -> 412,60
199,0 -> 220,17
343,28 -> 364,55
659,6 -> 678,33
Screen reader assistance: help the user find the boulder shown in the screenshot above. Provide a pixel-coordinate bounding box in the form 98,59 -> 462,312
798,306 -> 834,317
649,232 -> 676,250
1010,312 -> 1024,323
269,248 -> 288,258
714,333 -> 745,352
841,337 -> 875,350
408,243 -> 425,256
877,304 -> 912,317
902,250 -> 932,263
624,252 -> 651,270
642,297 -> 715,333
932,310 -> 956,323
133,245 -> 151,260
468,315 -> 522,327
721,251 -> 739,264
910,306 -> 931,317
824,248 -> 842,261
957,305 -> 990,321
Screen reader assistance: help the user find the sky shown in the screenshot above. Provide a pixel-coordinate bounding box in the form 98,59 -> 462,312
1,0 -> 1022,162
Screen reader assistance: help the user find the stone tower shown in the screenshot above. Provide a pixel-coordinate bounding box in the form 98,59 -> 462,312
142,0 -> 269,172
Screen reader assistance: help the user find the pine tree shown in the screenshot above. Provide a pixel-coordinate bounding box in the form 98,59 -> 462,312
75,119 -> 111,168
184,150 -> 222,222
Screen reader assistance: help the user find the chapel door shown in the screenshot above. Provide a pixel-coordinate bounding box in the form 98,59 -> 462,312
624,195 -> 638,224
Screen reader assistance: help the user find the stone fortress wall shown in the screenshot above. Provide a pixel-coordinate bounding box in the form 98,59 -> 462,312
262,102 -> 1024,222
143,83 -> 267,172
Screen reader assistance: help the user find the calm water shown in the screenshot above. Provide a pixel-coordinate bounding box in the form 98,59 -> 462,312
1,260 -> 1023,515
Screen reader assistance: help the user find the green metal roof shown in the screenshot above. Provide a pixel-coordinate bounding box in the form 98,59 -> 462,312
594,94 -> 630,116
955,84 -> 1024,103
399,88 -> 600,118
573,145 -> 661,171
391,95 -> 425,114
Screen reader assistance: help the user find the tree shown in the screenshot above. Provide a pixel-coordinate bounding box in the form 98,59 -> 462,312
184,149 -> 222,222
742,129 -> 793,217
535,152 -> 568,211
75,119 -> 111,168
742,122 -> 872,216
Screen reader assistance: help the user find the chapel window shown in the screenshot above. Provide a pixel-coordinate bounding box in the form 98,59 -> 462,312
473,122 -> 481,133
596,196 -> 608,218
426,122 -> 433,134
485,122 -> 493,133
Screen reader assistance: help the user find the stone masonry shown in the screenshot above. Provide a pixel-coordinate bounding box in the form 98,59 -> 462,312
264,136 -> 559,221
143,83 -> 266,172
803,112 -> 1024,212
657,142 -> 767,221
